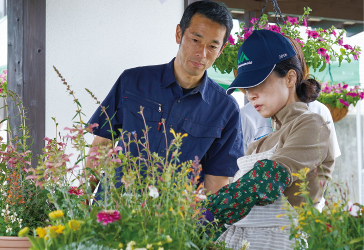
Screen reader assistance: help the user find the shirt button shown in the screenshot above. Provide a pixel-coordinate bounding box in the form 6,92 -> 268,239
161,150 -> 165,153
177,99 -> 180,103
169,125 -> 173,128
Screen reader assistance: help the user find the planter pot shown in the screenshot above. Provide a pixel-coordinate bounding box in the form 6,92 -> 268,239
324,104 -> 349,122
0,236 -> 31,250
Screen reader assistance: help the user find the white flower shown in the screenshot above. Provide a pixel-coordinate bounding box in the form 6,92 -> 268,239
148,186 -> 159,199
1,213 -> 4,216
126,241 -> 136,250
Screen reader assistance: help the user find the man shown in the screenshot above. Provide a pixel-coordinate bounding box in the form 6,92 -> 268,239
87,0 -> 243,195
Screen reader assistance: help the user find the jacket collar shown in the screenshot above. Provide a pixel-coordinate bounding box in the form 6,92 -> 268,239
271,102 -> 309,130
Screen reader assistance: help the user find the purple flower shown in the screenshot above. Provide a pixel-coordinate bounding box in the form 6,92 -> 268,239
325,54 -> 330,63
303,18 -> 308,27
307,30 -> 320,39
227,34 -> 235,45
97,210 -> 121,225
338,39 -> 343,46
317,48 -> 327,56
244,27 -> 253,40
250,18 -> 259,24
339,99 -> 349,107
285,16 -> 299,25
343,44 -> 353,50
268,24 -> 281,33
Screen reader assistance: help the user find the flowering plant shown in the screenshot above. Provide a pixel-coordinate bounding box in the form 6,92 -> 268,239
213,7 -> 361,75
317,82 -> 364,109
280,168 -> 363,249
0,69 -> 53,236
20,67 -> 232,249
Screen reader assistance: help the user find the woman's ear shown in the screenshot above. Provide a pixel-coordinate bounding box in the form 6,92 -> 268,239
286,69 -> 297,88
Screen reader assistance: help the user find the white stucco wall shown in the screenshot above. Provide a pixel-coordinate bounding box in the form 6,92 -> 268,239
46,0 -> 183,150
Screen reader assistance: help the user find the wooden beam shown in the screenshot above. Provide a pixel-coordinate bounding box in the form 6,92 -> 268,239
7,0 -> 46,168
221,0 -> 363,22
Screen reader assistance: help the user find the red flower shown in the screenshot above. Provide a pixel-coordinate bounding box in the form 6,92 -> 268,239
68,186 -> 84,196
97,210 -> 121,225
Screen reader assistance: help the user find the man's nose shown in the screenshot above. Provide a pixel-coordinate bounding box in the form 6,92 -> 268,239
196,44 -> 207,58
247,89 -> 257,102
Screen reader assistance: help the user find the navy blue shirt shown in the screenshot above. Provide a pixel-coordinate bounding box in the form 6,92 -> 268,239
88,58 -> 243,183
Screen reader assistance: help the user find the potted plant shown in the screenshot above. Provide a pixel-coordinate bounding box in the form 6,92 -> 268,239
213,7 -> 361,77
280,168 -> 363,249
0,69 -> 53,249
19,68 -> 239,250
317,82 -> 364,122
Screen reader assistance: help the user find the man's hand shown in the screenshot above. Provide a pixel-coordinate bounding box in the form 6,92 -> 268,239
204,174 -> 229,195
84,135 -> 112,194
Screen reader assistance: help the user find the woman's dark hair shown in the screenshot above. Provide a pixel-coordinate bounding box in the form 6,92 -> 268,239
273,36 -> 321,103
180,0 -> 233,47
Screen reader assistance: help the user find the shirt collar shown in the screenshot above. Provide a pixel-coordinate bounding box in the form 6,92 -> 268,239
161,58 -> 210,104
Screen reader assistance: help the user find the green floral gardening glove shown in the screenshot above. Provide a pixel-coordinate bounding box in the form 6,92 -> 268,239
205,159 -> 290,227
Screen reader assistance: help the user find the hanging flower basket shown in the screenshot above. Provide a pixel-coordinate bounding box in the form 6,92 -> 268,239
324,104 -> 349,122
0,236 -> 32,250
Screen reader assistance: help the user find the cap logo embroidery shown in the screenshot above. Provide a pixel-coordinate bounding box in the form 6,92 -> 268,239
279,53 -> 288,59
238,52 -> 249,64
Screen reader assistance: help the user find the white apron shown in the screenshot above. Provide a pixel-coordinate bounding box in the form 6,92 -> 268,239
217,143 -> 296,250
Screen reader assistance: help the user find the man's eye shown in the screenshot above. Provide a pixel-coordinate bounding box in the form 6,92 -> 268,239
210,45 -> 217,49
193,39 -> 198,42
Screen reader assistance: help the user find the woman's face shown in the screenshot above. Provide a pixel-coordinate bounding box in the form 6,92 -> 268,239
246,70 -> 297,118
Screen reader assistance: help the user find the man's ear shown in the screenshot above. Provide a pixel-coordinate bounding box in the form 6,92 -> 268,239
286,69 -> 297,88
176,24 -> 182,45
217,42 -> 228,58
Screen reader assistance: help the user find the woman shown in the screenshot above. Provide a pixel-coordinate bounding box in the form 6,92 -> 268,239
205,30 -> 335,249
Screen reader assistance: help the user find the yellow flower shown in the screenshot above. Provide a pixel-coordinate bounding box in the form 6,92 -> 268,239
292,173 -> 301,178
118,243 -> 123,248
158,248 -> 164,250
170,128 -> 176,138
306,211 -> 312,216
49,210 -> 64,220
302,168 -> 310,175
36,227 -> 47,238
169,207 -> 174,212
55,225 -> 65,234
69,220 -> 80,231
146,244 -> 153,249
315,219 -> 325,224
276,214 -> 286,218
280,225 -> 289,231
166,235 -> 172,243
157,241 -> 162,245
18,227 -> 29,237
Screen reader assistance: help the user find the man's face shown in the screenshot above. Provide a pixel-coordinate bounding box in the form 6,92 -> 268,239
175,14 -> 226,78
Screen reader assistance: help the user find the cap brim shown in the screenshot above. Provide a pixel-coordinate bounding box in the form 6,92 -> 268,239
226,64 -> 276,95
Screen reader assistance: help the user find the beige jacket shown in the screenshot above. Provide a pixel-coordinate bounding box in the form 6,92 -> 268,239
246,102 -> 335,208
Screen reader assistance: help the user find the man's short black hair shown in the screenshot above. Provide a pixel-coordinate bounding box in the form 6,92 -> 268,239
180,0 -> 233,47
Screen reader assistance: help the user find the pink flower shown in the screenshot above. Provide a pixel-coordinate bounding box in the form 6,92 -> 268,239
3,70 -> 7,74
339,99 -> 349,107
227,34 -> 235,45
319,38 -> 325,42
303,18 -> 308,27
285,16 -> 299,25
353,53 -> 359,61
268,24 -> 281,33
338,39 -> 343,46
325,54 -> 330,63
250,18 -> 259,24
295,37 -> 304,47
317,48 -> 327,56
244,27 -> 253,40
307,30 -> 320,39
343,84 -> 348,89
97,210 -> 121,225
69,186 -> 84,196
331,29 -> 337,37
360,92 -> 364,100
321,82 -> 329,89
343,44 -> 353,50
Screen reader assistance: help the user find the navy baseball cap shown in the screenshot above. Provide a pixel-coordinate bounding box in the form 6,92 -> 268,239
226,29 -> 297,95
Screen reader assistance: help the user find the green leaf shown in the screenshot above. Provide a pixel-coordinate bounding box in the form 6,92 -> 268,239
319,62 -> 327,72
349,236 -> 364,244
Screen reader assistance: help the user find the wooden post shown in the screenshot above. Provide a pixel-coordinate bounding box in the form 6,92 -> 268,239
7,0 -> 46,168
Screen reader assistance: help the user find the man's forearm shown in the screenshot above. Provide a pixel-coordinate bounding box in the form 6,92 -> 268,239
204,174 -> 229,195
